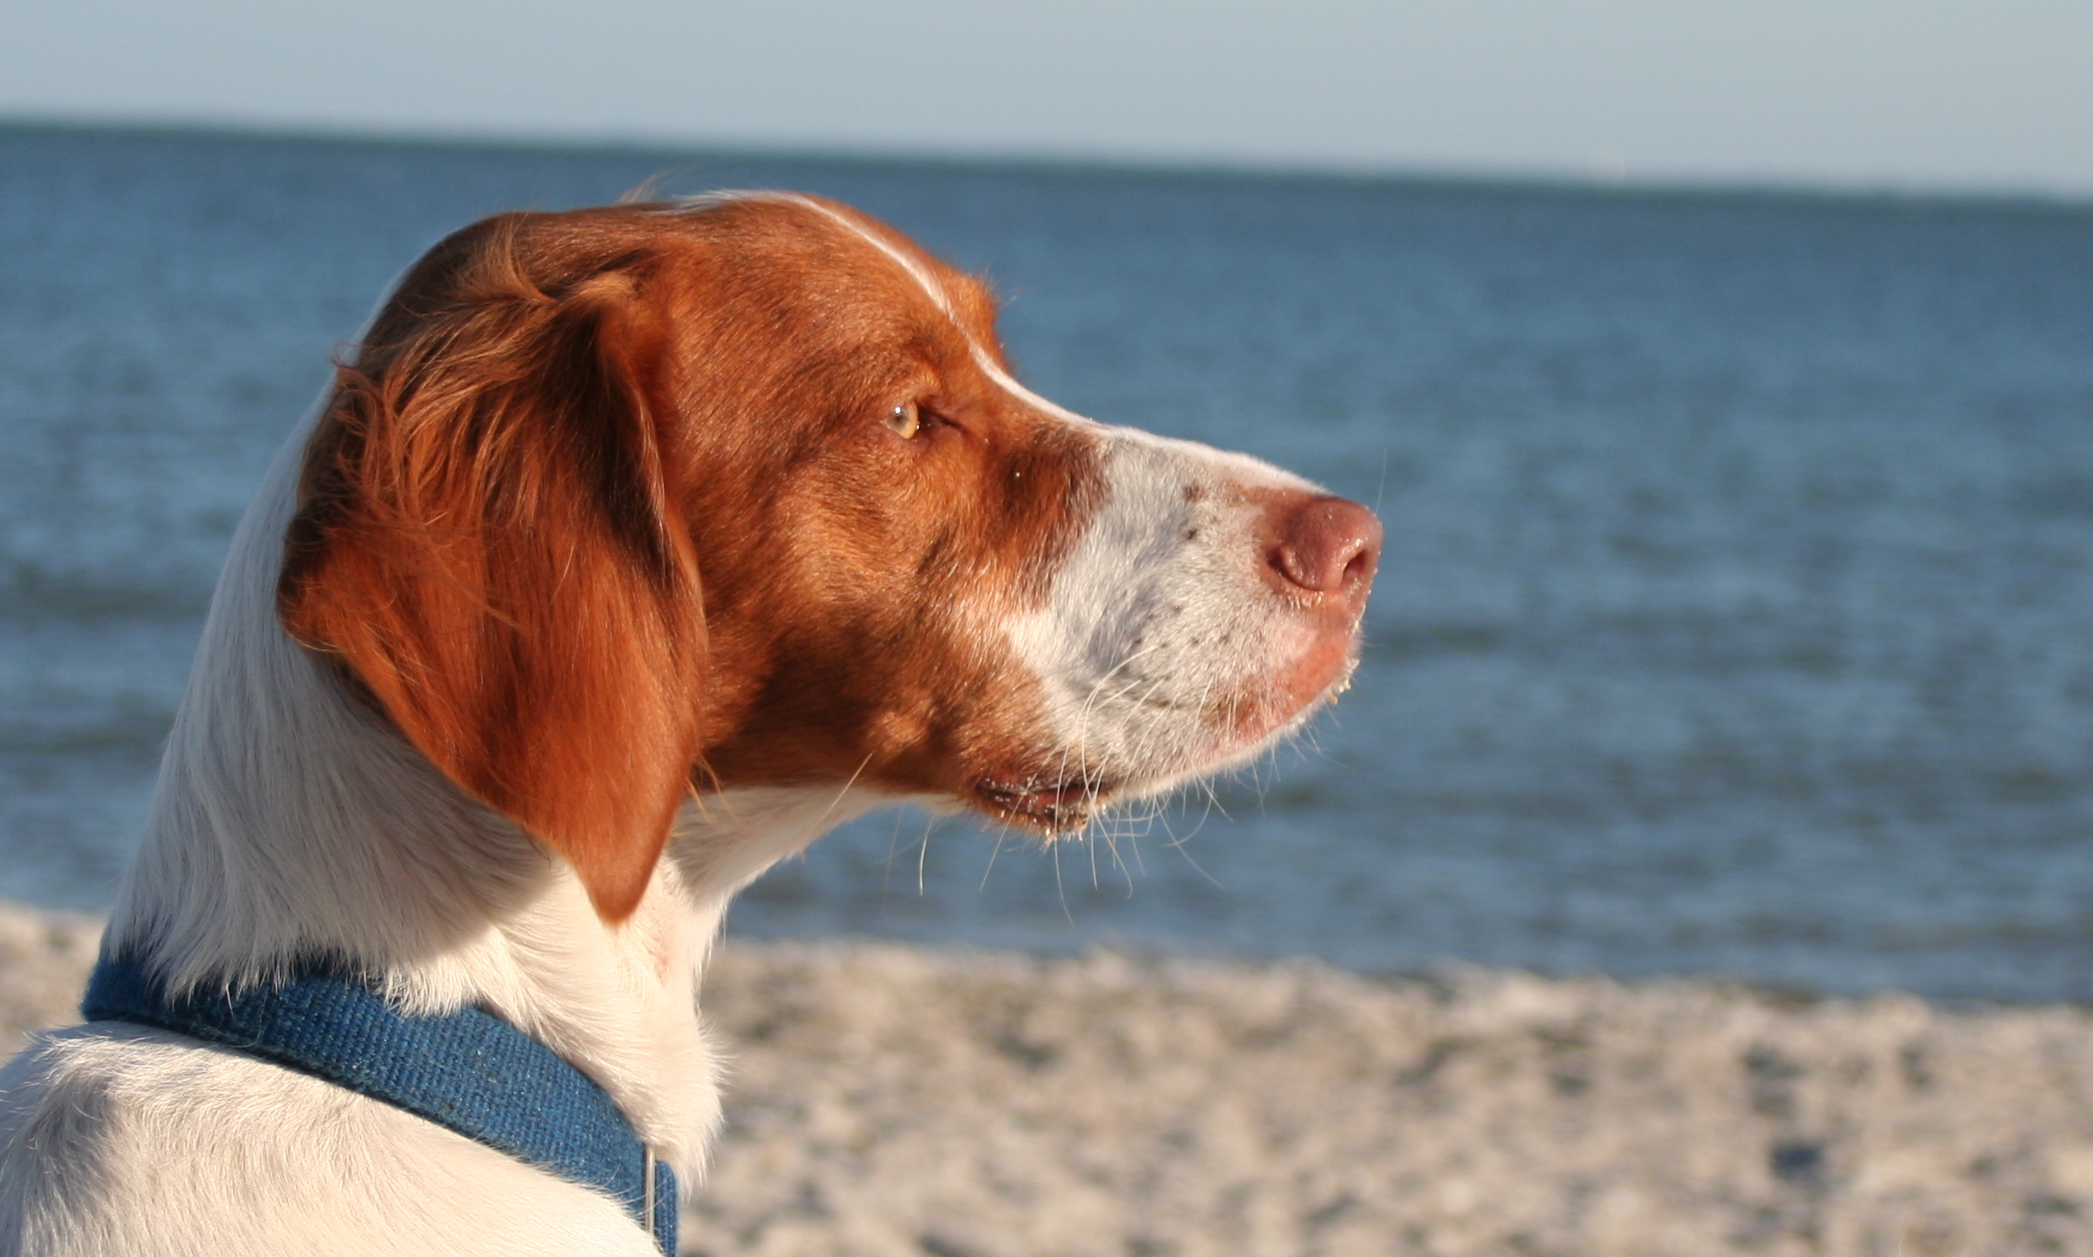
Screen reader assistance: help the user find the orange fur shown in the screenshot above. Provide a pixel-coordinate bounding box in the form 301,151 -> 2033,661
280,216 -> 705,920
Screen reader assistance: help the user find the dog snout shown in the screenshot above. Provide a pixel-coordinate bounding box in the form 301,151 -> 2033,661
1267,494 -> 1382,598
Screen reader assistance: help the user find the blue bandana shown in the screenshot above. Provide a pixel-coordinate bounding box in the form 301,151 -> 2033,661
82,951 -> 677,1253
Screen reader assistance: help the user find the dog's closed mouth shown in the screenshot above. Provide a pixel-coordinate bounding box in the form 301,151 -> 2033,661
977,776 -> 1117,830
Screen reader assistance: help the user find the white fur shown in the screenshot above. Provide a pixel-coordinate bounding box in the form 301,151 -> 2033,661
1008,436 -> 1328,800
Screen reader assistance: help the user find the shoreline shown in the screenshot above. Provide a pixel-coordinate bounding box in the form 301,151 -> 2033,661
7,903 -> 2093,1255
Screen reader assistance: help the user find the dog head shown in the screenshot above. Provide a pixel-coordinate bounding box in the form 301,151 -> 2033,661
278,194 -> 1380,920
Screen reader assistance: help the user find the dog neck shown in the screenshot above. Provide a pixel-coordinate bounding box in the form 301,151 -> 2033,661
105,407 -> 881,1178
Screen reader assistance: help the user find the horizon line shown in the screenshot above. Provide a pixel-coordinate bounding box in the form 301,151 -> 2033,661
8,110 -> 2092,215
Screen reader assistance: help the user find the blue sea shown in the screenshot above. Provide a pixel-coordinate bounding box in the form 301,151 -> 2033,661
3,124 -> 2091,1003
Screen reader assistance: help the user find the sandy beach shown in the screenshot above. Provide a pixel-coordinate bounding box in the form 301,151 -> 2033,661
6,903 -> 2093,1256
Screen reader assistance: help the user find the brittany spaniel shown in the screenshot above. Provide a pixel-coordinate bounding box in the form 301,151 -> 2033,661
0,193 -> 1379,1255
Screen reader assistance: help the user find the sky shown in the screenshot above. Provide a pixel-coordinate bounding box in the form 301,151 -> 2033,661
5,0 -> 2090,197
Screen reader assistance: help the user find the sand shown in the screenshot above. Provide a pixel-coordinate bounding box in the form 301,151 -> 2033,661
5,903 -> 2093,1256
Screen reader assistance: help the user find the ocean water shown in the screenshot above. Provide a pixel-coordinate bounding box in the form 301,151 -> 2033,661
3,124 -> 2091,1002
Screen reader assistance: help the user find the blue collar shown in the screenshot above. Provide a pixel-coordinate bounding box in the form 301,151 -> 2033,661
82,951 -> 677,1254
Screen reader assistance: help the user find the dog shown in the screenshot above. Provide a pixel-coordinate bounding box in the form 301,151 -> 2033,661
0,192 -> 1379,1255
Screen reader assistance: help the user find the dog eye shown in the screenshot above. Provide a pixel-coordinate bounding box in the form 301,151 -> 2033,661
886,401 -> 922,439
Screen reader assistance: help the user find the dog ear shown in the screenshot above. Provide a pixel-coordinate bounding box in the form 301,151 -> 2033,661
279,219 -> 705,922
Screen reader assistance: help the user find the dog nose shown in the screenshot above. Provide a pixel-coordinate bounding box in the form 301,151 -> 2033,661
1270,495 -> 1382,594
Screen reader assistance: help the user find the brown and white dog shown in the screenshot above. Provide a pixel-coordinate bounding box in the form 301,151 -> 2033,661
0,194 -> 1379,1255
